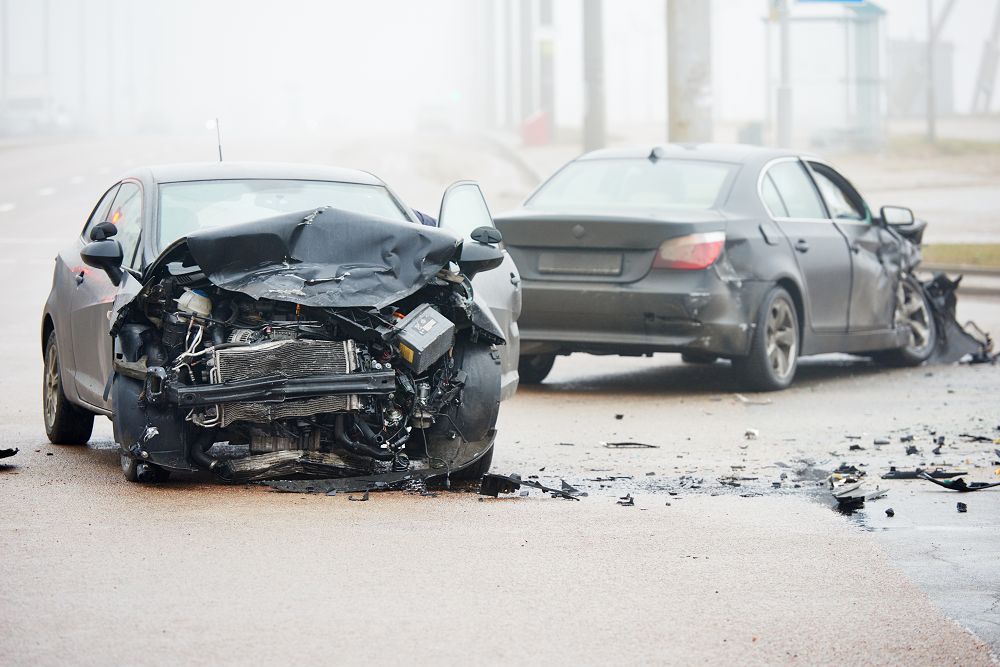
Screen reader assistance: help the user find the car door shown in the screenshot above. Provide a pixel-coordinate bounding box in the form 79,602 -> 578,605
70,181 -> 144,409
438,181 -> 522,400
761,159 -> 851,332
806,161 -> 898,332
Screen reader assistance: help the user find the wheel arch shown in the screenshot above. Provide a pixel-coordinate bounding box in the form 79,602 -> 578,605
42,313 -> 55,353
774,276 -> 806,347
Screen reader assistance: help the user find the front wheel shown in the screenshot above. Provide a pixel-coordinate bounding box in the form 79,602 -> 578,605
874,276 -> 936,367
518,353 -> 556,384
732,286 -> 799,391
449,444 -> 494,481
43,330 -> 94,445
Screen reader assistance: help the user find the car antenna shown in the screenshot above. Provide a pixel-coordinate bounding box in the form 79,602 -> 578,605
215,117 -> 223,162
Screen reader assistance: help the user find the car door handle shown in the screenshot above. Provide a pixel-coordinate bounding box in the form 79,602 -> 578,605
794,239 -> 809,253
850,243 -> 861,254
510,272 -> 521,286
75,271 -> 85,285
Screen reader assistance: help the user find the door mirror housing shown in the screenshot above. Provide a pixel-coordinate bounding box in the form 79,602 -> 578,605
89,221 -> 118,241
880,206 -> 915,226
81,239 -> 124,286
457,238 -> 504,279
471,225 -> 503,245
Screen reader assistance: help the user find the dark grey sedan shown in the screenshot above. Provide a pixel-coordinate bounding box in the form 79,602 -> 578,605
495,144 -> 933,391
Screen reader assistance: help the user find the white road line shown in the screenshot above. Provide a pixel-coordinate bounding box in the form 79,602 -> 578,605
38,187 -> 56,196
0,203 -> 14,213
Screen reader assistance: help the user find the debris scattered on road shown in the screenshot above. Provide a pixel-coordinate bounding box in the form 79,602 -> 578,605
873,437 -> 890,445
264,469 -> 440,494
349,490 -> 370,502
478,473 -> 580,500
957,502 -> 968,513
924,274 -> 996,363
905,445 -> 920,456
900,434 -> 914,443
602,441 -> 659,449
885,507 -> 895,517
560,480 -> 587,497
919,472 -> 1000,492
735,393 -> 771,406
745,428 -> 759,440
617,494 -> 635,506
882,467 -> 966,480
555,442 -> 575,446
0,448 -> 19,459
614,413 -> 624,420
850,444 -> 865,451
958,433 -> 993,443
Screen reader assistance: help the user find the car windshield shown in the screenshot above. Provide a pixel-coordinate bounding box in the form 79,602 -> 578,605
527,158 -> 735,210
157,179 -> 409,247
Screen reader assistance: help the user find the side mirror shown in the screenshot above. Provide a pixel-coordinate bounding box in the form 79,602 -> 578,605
90,221 -> 118,241
457,239 -> 504,280
471,226 -> 502,245
880,206 -> 915,226
81,239 -> 124,286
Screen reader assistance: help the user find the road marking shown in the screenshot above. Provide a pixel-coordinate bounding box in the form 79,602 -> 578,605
0,203 -> 14,213
38,187 -> 56,196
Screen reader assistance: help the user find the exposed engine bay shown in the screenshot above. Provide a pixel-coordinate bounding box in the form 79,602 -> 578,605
108,207 -> 505,482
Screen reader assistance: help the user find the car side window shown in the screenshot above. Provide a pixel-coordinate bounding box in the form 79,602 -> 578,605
81,184 -> 121,239
765,161 -> 826,219
808,163 -> 867,222
109,182 -> 143,268
760,173 -> 788,218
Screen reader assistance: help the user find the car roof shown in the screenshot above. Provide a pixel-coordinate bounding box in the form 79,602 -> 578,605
577,143 -> 802,165
124,161 -> 386,186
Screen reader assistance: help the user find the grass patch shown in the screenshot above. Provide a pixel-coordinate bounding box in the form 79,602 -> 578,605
922,244 -> 1000,268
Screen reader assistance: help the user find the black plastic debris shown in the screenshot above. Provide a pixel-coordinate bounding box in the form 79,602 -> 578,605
560,480 -> 587,498
958,433 -> 992,443
885,507 -> 895,517
957,502 -> 968,513
919,472 -> 1000,492
0,448 -> 18,459
905,445 -> 920,456
873,438 -> 890,446
264,469 -> 443,494
850,444 -> 865,451
617,494 -> 635,506
900,434 -> 915,443
349,490 -> 370,502
614,414 -> 624,420
478,473 -> 580,500
882,467 -> 966,480
924,274 -> 996,363
602,441 -> 659,449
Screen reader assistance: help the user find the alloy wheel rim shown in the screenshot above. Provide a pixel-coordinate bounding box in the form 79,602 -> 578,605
765,299 -> 797,380
44,343 -> 59,429
897,281 -> 933,354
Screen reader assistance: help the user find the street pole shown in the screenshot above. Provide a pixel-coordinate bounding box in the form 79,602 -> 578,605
926,0 -> 936,143
667,0 -> 713,142
519,0 -> 535,124
582,0 -> 606,151
776,0 -> 792,147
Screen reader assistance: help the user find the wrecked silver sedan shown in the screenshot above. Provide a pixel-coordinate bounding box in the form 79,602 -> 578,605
497,144 -> 936,391
41,163 -> 520,483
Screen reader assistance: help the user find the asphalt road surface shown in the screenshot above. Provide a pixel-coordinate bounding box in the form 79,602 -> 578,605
1,135 -> 998,665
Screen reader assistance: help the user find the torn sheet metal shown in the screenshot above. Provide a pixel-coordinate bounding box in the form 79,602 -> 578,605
165,207 -> 462,309
881,467 -> 966,480
218,450 -> 369,483
923,274 -> 995,363
263,469 -> 446,494
479,473 -> 580,500
918,472 -> 1000,492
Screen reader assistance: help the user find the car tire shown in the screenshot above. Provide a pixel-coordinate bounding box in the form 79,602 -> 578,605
43,330 -> 94,445
873,276 -> 936,367
449,444 -> 494,482
518,353 -> 556,384
681,351 -> 718,364
732,286 -> 799,391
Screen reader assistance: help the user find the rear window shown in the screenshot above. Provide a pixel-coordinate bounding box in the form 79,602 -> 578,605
527,158 -> 735,210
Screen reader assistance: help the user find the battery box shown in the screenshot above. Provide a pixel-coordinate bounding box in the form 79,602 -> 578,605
394,304 -> 455,374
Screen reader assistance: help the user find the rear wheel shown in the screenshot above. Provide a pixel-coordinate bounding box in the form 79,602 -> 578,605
43,330 -> 94,445
874,276 -> 936,367
518,353 -> 556,384
732,286 -> 799,391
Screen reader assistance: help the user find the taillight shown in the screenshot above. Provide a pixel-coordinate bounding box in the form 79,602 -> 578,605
651,232 -> 725,270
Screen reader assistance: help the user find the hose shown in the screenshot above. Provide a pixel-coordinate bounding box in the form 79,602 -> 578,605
335,415 -> 394,461
187,429 -> 219,470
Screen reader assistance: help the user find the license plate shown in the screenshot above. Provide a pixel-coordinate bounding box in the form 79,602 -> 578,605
537,251 -> 623,276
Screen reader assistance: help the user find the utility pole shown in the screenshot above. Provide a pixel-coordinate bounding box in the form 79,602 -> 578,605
518,0 -> 535,124
926,0 -> 936,143
582,0 -> 606,151
667,0 -> 712,142
776,0 -> 791,147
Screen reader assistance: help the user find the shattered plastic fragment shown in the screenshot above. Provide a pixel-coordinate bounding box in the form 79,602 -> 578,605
885,508 -> 895,517
602,441 -> 659,449
617,494 -> 635,506
0,448 -> 17,459
957,502 -> 968,513
744,429 -> 759,440
919,472 -> 1000,492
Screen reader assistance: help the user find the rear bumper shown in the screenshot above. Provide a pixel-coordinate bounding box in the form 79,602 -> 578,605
517,271 -> 768,357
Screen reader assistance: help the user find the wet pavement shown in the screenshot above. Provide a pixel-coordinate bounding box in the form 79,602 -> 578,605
1,134 -> 999,664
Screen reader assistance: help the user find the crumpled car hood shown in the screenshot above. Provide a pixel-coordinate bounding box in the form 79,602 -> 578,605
155,207 -> 462,309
